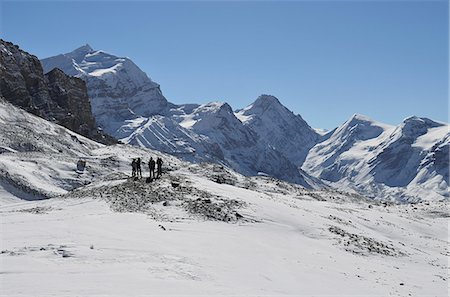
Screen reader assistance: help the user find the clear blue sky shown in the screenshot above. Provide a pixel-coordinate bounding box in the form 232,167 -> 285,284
1,0 -> 448,129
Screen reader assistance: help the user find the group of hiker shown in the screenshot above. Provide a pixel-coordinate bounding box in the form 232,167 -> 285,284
131,157 -> 163,180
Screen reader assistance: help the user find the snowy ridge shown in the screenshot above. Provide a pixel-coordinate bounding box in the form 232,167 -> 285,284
303,114 -> 449,201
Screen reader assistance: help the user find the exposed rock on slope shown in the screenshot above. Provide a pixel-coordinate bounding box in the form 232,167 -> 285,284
0,39 -> 113,144
45,68 -> 98,140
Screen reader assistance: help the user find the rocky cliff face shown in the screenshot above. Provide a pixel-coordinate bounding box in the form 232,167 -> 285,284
0,40 -> 53,117
45,68 -> 100,141
0,39 -> 114,144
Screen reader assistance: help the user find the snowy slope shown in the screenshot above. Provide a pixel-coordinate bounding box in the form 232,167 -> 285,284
1,158 -> 448,296
303,114 -> 449,201
1,184 -> 447,296
0,96 -> 447,296
0,97 -> 103,200
236,94 -> 320,165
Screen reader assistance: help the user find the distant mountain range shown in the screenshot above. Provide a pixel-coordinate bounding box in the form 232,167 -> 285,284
1,40 -> 447,201
303,114 -> 449,201
40,44 -> 323,188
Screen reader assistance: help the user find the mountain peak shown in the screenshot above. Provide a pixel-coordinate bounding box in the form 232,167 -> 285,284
195,102 -> 233,116
72,44 -> 93,54
350,113 -> 372,122
402,116 -> 442,127
342,114 -> 395,131
399,117 -> 443,138
253,94 -> 281,107
345,113 -> 376,126
238,94 -> 286,118
331,113 -> 388,142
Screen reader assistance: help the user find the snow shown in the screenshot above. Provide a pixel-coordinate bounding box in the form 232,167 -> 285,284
303,114 -> 449,201
40,45 -> 449,202
89,63 -> 122,77
1,177 -> 448,296
313,127 -> 329,136
234,110 -> 253,123
413,125 -> 449,150
236,94 -> 319,166
0,95 -> 448,296
178,114 -> 198,129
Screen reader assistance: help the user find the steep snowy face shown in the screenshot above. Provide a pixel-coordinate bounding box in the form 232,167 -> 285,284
41,44 -> 157,94
368,117 -> 447,188
39,44 -> 94,77
304,114 -> 449,201
179,101 -> 319,187
414,132 -> 449,197
191,102 -> 257,149
236,95 -> 319,165
41,45 -> 169,135
303,114 -> 392,180
119,115 -> 225,162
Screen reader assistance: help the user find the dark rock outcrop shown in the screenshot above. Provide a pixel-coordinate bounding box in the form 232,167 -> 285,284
0,39 -> 115,144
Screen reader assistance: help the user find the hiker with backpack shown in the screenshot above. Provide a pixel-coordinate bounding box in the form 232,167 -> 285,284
148,157 -> 155,179
131,159 -> 137,177
156,157 -> 163,178
136,158 -> 142,178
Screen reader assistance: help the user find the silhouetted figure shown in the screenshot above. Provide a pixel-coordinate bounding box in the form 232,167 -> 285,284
131,159 -> 137,177
136,158 -> 142,178
148,157 -> 156,179
156,157 -> 163,178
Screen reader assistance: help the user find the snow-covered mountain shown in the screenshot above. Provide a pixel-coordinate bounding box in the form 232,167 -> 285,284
303,114 -> 449,201
185,101 -> 322,185
40,44 -> 449,201
41,45 -> 325,188
41,45 -> 170,134
236,95 -> 320,165
0,95 -> 447,296
1,43 -> 448,295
